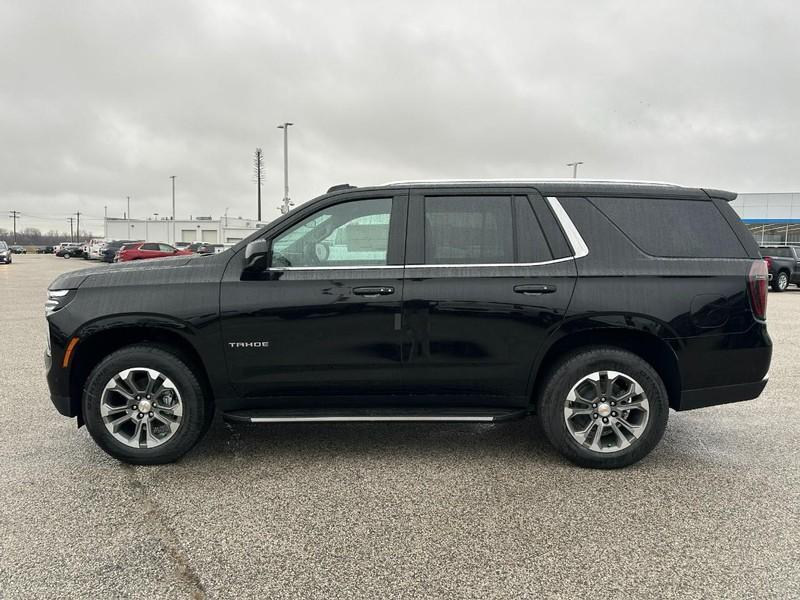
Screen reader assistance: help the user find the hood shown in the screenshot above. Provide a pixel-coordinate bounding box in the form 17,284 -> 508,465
48,254 -> 205,291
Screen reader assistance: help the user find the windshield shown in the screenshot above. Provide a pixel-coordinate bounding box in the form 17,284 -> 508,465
0,242 -> 7,250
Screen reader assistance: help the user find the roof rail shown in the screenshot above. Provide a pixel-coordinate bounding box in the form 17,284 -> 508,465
382,178 -> 683,187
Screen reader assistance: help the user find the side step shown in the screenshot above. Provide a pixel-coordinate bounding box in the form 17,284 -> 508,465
223,407 -> 528,424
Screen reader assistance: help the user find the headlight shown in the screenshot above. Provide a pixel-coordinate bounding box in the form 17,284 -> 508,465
45,289 -> 74,316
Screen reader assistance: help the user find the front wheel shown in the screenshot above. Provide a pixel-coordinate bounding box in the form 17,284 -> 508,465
83,345 -> 213,464
538,347 -> 669,469
771,271 -> 789,292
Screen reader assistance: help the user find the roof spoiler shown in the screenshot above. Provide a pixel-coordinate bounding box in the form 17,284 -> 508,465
703,188 -> 737,202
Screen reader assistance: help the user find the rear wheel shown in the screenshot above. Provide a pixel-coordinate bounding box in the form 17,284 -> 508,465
83,345 -> 213,464
538,347 -> 669,469
771,271 -> 789,292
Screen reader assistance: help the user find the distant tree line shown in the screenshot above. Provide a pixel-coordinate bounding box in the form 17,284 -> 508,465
0,227 -> 94,246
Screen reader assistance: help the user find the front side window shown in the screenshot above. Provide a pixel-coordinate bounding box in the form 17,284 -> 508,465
424,196 -> 514,264
141,243 -> 159,251
271,198 -> 392,268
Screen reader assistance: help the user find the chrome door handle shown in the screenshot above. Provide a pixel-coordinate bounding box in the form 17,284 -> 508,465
513,284 -> 556,295
353,286 -> 395,296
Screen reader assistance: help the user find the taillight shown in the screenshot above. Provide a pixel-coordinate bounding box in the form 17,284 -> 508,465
764,256 -> 772,269
747,260 -> 768,321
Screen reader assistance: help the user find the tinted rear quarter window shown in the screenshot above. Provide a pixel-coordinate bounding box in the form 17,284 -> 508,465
589,197 -> 747,258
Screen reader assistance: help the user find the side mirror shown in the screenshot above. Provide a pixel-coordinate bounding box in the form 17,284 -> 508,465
243,239 -> 270,273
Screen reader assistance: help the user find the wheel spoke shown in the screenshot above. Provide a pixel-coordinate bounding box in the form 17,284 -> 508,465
108,412 -> 134,433
609,422 -> 631,449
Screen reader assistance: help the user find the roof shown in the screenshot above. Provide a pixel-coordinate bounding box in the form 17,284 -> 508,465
359,178 -> 733,200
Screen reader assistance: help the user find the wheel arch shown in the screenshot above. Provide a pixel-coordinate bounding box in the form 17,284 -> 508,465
529,326 -> 682,411
68,324 -> 215,426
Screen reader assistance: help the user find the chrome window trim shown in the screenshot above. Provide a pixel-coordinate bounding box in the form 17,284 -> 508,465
270,265 -> 402,271
546,196 -> 589,259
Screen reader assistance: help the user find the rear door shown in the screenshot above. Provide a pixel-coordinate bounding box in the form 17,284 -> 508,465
401,187 -> 578,405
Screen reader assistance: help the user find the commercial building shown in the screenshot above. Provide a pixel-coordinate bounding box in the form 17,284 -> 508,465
731,193 -> 800,245
104,216 -> 268,245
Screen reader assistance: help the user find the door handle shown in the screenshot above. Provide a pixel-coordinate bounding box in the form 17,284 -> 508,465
353,286 -> 395,296
513,284 -> 556,295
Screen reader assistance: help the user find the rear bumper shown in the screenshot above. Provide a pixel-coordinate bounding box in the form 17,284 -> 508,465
678,376 -> 768,411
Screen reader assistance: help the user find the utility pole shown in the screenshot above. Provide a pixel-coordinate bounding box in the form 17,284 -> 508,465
9,210 -> 19,244
126,195 -> 131,220
277,122 -> 294,214
253,147 -> 264,221
68,217 -> 74,241
75,211 -> 81,241
566,161 -> 584,178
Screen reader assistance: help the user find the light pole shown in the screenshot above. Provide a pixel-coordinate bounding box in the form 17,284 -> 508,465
170,175 -> 176,244
566,161 -> 584,178
277,122 -> 294,214
126,195 -> 131,219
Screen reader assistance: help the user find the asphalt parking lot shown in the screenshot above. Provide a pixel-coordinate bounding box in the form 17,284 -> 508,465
1,254 -> 798,599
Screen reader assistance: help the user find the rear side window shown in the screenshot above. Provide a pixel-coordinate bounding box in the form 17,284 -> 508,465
761,247 -> 791,258
424,196 -> 514,264
514,196 -> 552,262
590,197 -> 747,258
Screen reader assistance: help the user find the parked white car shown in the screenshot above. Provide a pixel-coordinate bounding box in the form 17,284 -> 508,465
83,239 -> 106,260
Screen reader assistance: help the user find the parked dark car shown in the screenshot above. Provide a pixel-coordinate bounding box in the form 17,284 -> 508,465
10,245 -> 26,254
45,180 -> 771,468
187,242 -> 216,254
101,240 -> 140,263
759,245 -> 800,292
118,242 -> 193,262
56,243 -> 84,259
37,246 -> 55,254
0,241 -> 11,264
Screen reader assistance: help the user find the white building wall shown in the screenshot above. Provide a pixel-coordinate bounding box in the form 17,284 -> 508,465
105,217 -> 267,244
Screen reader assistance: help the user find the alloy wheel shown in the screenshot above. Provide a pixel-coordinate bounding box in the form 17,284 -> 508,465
778,272 -> 788,290
100,368 -> 184,449
563,370 -> 650,453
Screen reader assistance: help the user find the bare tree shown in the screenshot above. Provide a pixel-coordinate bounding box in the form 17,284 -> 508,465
253,147 -> 265,221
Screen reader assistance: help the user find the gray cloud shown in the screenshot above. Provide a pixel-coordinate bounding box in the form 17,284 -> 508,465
2,0 -> 799,234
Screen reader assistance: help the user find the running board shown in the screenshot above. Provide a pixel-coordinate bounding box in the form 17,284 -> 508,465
223,407 -> 528,424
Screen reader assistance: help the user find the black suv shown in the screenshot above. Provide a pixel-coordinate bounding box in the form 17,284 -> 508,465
45,180 -> 771,468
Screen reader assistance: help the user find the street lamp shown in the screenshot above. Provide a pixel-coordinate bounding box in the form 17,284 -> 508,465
277,122 -> 294,214
566,161 -> 584,178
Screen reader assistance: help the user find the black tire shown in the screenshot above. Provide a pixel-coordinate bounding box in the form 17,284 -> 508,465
82,345 -> 213,464
537,346 -> 669,469
771,271 -> 789,292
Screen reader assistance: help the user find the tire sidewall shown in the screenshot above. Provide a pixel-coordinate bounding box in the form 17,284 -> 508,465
539,348 -> 669,469
83,346 -> 209,464
779,272 -> 788,290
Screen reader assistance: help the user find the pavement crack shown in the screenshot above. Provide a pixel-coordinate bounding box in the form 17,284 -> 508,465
121,464 -> 207,599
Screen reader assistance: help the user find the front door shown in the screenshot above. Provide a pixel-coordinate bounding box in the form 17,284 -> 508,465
401,187 -> 578,405
220,191 -> 408,403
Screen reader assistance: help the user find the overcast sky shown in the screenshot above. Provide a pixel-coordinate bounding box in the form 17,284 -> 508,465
1,0 -> 799,234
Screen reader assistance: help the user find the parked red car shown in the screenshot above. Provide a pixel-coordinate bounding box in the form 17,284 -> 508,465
117,242 -> 193,262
